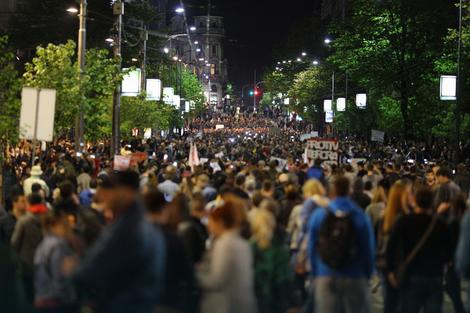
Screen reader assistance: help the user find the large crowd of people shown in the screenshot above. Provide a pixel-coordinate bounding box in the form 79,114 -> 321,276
1,112 -> 470,313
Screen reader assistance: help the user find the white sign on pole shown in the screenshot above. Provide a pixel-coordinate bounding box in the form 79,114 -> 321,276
20,87 -> 56,142
336,97 -> 346,111
185,101 -> 190,112
146,79 -> 161,100
371,129 -> 385,142
163,87 -> 174,104
284,98 -> 290,105
122,69 -> 141,96
440,75 -> 457,100
325,111 -> 334,123
323,99 -> 332,111
172,95 -> 181,108
356,93 -> 367,108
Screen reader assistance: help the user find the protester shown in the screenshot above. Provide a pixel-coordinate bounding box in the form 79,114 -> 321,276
34,209 -> 79,313
23,165 -> 50,197
69,171 -> 166,313
386,186 -> 451,313
11,193 -> 48,303
198,201 -> 257,313
308,176 -> 375,313
0,192 -> 26,244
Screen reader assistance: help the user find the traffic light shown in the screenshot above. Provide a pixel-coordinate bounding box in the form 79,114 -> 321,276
249,90 -> 254,96
254,89 -> 259,96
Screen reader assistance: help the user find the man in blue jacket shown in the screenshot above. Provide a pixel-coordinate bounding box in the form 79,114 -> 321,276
308,176 -> 375,313
306,158 -> 326,185
72,171 -> 166,313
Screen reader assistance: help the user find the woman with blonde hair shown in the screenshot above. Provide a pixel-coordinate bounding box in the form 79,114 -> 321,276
250,199 -> 292,313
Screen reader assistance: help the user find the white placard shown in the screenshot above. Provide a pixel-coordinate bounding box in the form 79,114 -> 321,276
215,124 -> 224,130
122,69 -> 141,96
371,129 -> 385,142
185,101 -> 190,112
300,132 -> 319,141
305,138 -> 339,166
440,75 -> 457,100
172,95 -> 180,108
336,97 -> 346,111
163,87 -> 174,105
146,79 -> 161,100
144,128 -> 152,139
356,93 -> 367,108
323,99 -> 332,111
20,87 -> 56,142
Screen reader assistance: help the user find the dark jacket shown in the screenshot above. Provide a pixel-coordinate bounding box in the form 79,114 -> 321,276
73,200 -> 166,313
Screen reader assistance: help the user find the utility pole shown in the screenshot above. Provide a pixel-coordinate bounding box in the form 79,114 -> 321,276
111,1 -> 123,157
206,0 -> 211,109
454,0 -> 463,161
141,25 -> 148,92
75,0 -> 87,152
253,69 -> 256,113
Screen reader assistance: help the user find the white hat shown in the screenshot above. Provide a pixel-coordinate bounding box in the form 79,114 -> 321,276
30,165 -> 43,176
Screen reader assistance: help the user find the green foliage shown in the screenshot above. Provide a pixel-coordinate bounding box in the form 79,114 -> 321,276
119,96 -> 179,138
0,36 -> 21,152
181,68 -> 205,115
23,41 -> 80,133
23,41 -> 123,140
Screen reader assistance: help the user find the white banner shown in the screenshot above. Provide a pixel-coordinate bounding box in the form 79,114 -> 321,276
300,132 -> 319,141
371,129 -> 385,142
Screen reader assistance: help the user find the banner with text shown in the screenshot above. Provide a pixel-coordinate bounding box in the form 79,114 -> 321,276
305,138 -> 339,165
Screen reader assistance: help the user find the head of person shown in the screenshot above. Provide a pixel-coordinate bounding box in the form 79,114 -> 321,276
58,180 -> 77,201
436,167 -> 452,185
314,158 -> 322,167
108,170 -> 141,213
414,186 -> 434,213
425,169 -> 436,187
164,165 -> 177,181
26,193 -> 47,214
12,193 -> 27,217
302,179 -> 326,199
41,209 -> 71,238
143,187 -> 167,223
330,176 -> 350,198
383,180 -> 411,233
261,180 -> 274,199
250,207 -> 276,250
190,192 -> 207,218
196,173 -> 210,190
208,201 -> 238,238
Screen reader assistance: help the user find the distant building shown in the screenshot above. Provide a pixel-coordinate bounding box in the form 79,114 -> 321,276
169,14 -> 228,108
0,0 -> 25,31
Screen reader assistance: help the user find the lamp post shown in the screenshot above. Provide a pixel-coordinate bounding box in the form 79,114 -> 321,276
455,0 -> 463,159
111,1 -> 124,156
70,0 -> 87,152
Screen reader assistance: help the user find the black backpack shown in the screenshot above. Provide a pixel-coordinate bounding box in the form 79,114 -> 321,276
317,208 -> 356,269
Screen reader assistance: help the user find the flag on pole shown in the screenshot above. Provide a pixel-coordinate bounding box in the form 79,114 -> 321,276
189,142 -> 200,171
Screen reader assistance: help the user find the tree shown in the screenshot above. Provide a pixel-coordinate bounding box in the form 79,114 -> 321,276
181,68 -> 205,116
0,36 -> 21,157
23,40 -> 123,140
328,0 -> 456,138
119,96 -> 179,139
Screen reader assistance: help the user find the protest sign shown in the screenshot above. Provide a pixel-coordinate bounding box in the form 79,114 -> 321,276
114,155 -> 130,171
305,138 -> 339,165
300,132 -> 319,141
271,157 -> 287,172
371,129 -> 385,142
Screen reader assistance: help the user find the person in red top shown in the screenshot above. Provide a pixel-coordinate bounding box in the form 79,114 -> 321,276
11,193 -> 48,304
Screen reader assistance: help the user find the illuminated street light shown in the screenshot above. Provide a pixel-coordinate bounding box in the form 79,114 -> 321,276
163,47 -> 169,54
301,52 -> 307,56
189,26 -> 196,31
324,37 -> 332,44
282,60 -> 286,64
194,41 -> 199,45
105,38 -> 114,43
196,48 -> 201,52
131,58 -> 138,62
296,57 -> 302,62
66,7 -> 79,13
175,7 -> 185,13
198,57 -> 204,61
312,60 -> 319,66
172,56 -> 178,61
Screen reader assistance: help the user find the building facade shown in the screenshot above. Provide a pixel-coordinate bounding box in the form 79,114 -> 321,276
0,0 -> 25,31
169,14 -> 228,108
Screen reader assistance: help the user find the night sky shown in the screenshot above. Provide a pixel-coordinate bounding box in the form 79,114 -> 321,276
177,0 -> 320,87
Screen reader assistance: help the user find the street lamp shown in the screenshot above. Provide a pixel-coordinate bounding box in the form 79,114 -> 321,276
324,37 -> 332,44
131,58 -> 138,62
312,60 -> 319,65
301,52 -> 307,56
105,37 -> 114,43
196,48 -> 201,52
194,41 -> 199,45
189,26 -> 196,31
296,57 -> 302,62
163,47 -> 169,54
67,0 -> 87,152
175,7 -> 185,14
172,56 -> 178,61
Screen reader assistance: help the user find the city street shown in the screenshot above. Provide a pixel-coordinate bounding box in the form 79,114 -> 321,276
0,0 -> 469,313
